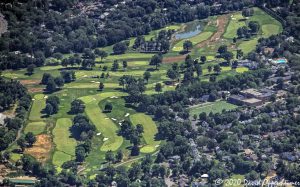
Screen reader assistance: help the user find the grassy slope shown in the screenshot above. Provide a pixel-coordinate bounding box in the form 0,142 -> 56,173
24,122 -> 46,135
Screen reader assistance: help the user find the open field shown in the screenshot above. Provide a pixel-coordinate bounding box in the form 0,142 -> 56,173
189,100 -> 238,115
130,113 -> 160,153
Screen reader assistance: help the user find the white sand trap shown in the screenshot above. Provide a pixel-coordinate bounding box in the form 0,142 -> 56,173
105,118 -> 109,119
63,94 -> 67,96
110,96 -> 118,99
125,113 -> 130,117
155,145 -> 160,148
111,118 -> 117,121
96,82 -> 100,83
119,122 -> 122,125
91,81 -> 95,83
32,98 -> 35,101
44,96 -> 48,99
232,18 -> 236,20
96,133 -> 101,136
103,138 -> 109,141
83,75 -> 88,77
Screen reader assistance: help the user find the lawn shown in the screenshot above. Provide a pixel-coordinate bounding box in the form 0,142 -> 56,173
24,122 -> 46,135
80,92 -> 127,151
28,94 -> 46,121
189,100 -> 238,115
130,113 -> 160,153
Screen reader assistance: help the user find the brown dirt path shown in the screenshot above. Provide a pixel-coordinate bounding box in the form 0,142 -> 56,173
25,134 -> 53,162
163,14 -> 229,63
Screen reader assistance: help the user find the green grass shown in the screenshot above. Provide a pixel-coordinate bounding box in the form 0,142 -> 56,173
173,32 -> 214,52
238,38 -> 259,54
105,53 -> 154,61
226,174 -> 245,187
24,122 -> 46,135
189,100 -> 238,115
29,94 -> 46,121
236,67 -> 249,73
80,92 -> 127,151
53,118 -> 77,156
130,113 -> 160,153
52,151 -> 72,172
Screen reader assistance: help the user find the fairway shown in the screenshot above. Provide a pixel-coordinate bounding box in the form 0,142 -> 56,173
189,100 -> 238,115
24,122 -> 46,135
173,32 -> 213,52
52,151 -> 72,171
29,94 -> 46,121
223,13 -> 246,39
130,113 -> 160,153
106,53 -> 154,61
80,92 -> 127,151
238,38 -> 259,54
53,118 -> 77,156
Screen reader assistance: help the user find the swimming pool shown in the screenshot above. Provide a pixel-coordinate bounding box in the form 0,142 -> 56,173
275,58 -> 287,64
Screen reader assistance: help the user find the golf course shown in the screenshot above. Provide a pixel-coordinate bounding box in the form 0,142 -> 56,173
1,6 -> 282,177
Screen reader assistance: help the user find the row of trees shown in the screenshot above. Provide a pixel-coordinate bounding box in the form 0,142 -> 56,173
41,71 -> 75,92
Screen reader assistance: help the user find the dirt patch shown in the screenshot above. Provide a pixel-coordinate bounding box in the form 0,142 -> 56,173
20,80 -> 40,85
0,13 -> 7,36
163,15 -> 229,64
25,134 -> 53,163
28,87 -> 44,93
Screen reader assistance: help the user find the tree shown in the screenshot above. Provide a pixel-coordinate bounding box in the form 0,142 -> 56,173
113,42 -> 128,54
218,45 -> 227,54
223,51 -> 234,63
242,8 -> 254,18
41,73 -> 52,85
99,82 -> 104,91
149,54 -> 162,70
45,103 -> 54,115
105,151 -> 115,164
236,49 -> 243,59
167,69 -> 179,81
25,132 -> 36,146
143,71 -> 151,83
131,145 -> 140,156
46,78 -> 57,92
95,49 -> 108,62
54,77 -> 64,89
208,65 -> 212,73
194,64 -> 203,77
116,150 -> 123,162
200,56 -> 206,63
70,99 -> 85,114
183,40 -> 193,52
155,83 -> 162,93
111,60 -> 119,71
248,21 -> 260,33
122,60 -> 127,70
104,103 -> 113,112
136,124 -> 144,135
17,137 -> 27,151
26,64 -> 36,75
213,64 -> 221,74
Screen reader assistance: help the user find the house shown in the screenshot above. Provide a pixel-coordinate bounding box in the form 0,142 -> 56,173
263,47 -> 275,55
240,88 -> 275,102
244,149 -> 254,156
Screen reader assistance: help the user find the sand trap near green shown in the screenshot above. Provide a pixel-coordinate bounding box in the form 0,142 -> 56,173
80,92 -> 127,151
24,121 -> 46,135
173,32 -> 213,52
29,94 -> 46,121
130,113 -> 160,153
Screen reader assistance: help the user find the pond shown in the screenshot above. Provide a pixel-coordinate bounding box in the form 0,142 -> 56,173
174,20 -> 203,40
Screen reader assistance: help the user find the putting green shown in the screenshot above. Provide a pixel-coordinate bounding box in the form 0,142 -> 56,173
140,145 -> 156,153
53,118 -> 77,156
29,94 -> 46,121
130,113 -> 160,153
173,32 -> 214,52
236,67 -> 249,73
80,92 -> 127,151
24,121 -> 46,135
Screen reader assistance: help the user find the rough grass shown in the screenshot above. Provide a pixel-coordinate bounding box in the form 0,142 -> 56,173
80,92 -> 127,151
53,118 -> 76,156
173,32 -> 214,52
24,122 -> 46,135
189,100 -> 238,115
130,113 -> 160,153
28,94 -> 46,121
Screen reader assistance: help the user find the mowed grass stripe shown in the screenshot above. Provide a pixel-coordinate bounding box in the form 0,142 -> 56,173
53,118 -> 76,156
29,94 -> 46,121
80,92 -> 126,151
130,113 -> 160,153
